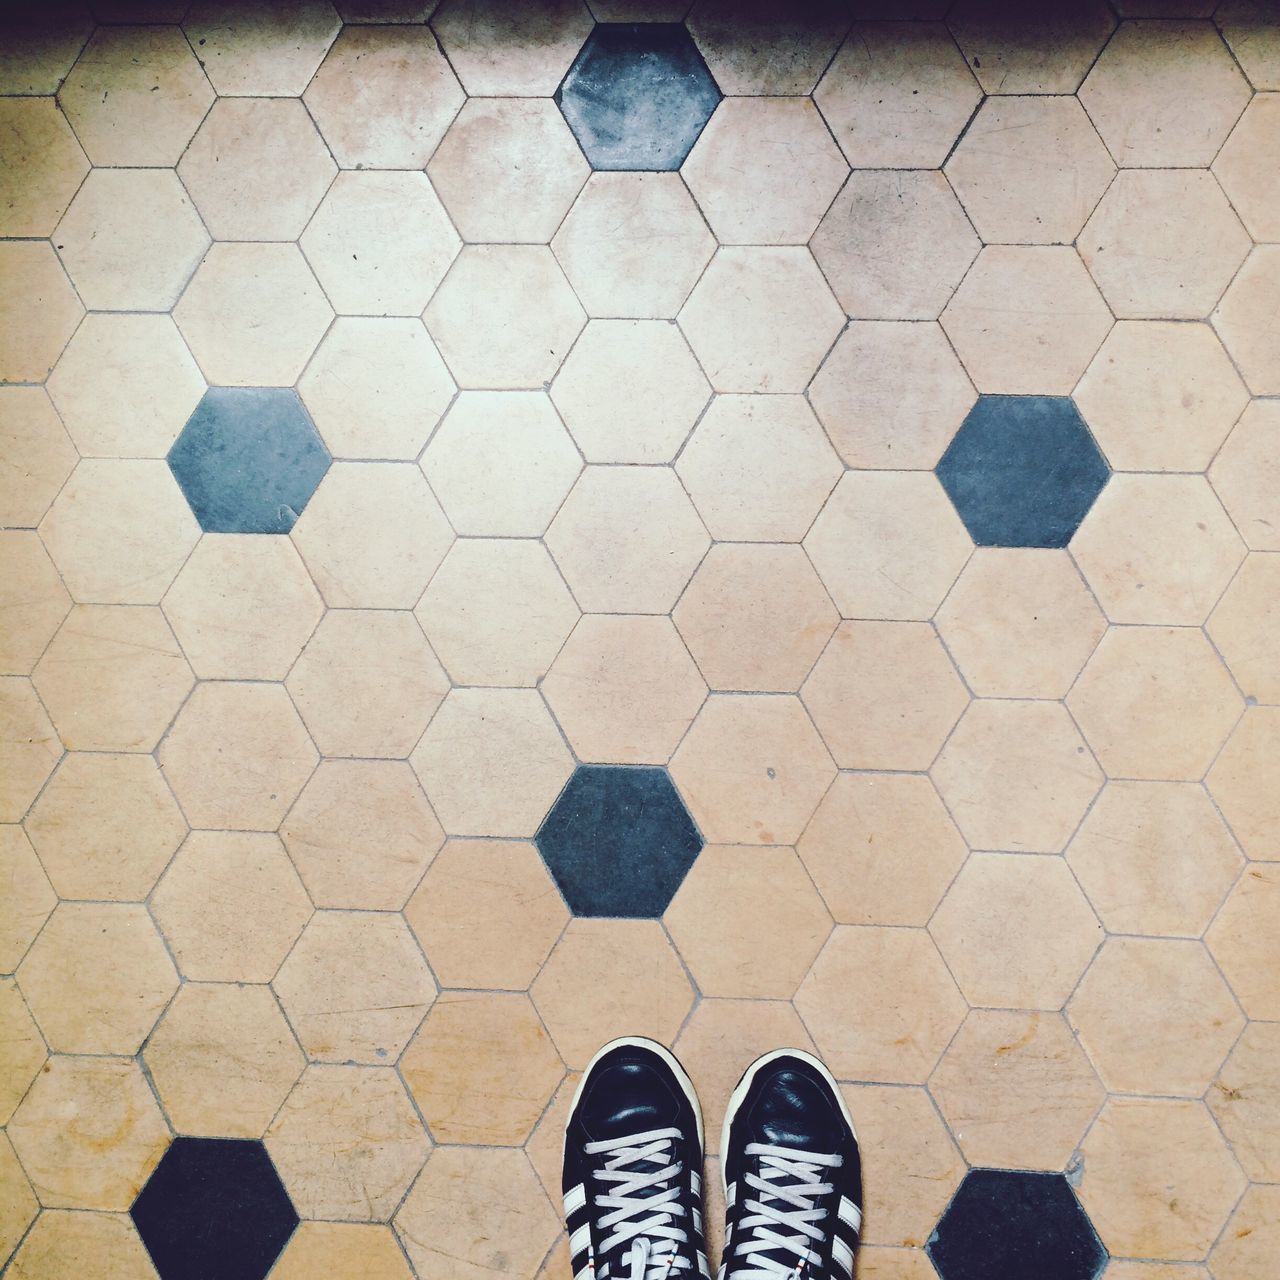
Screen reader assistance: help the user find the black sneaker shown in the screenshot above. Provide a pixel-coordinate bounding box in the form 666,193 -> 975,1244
564,1036 -> 710,1280
720,1050 -> 861,1280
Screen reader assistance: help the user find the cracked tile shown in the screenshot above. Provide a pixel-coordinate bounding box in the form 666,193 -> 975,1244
1209,1021 -> 1280,1183
0,825 -> 55,972
0,532 -> 70,676
0,979 -> 45,1126
1,389 -> 76,531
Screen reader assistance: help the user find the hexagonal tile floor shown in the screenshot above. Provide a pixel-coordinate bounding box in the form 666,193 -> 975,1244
1,6 -> 1276,1279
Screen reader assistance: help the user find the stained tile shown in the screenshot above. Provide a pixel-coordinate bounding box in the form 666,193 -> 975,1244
557,22 -> 719,171
0,243 -> 83,382
152,832 -> 311,981
1073,321 -> 1249,472
1211,401 -> 1280,551
0,679 -> 59,823
301,171 -> 460,318
1099,1266 -> 1205,1280
1066,781 -> 1242,937
546,467 -> 709,613
795,926 -> 965,1083
804,471 -> 973,620
1209,1185 -> 1280,1280
429,97 -> 588,244
551,172 -> 715,318
0,3 -> 93,95
677,395 -> 840,542
1079,19 -> 1250,166
131,1138 -> 298,1280
665,844 -> 829,998
855,1248 -> 944,1280
940,248 -> 1112,395
0,825 -> 55,971
178,97 -> 336,241
1217,0 -> 1280,89
0,97 -> 88,237
174,244 -> 332,388
0,532 -> 70,675
1206,862 -> 1280,1018
144,983 -> 304,1139
272,1223 -> 413,1280
930,1010 -> 1104,1170
290,462 -> 453,609
1212,246 -> 1280,395
421,392 -> 581,537
811,170 -> 979,321
282,760 -> 443,911
0,978 -> 45,1124
1209,1021 -> 1280,1183
407,838 -> 568,989
945,96 -> 1114,245
58,25 -> 213,165
815,22 -> 980,167
286,610 -> 447,759
433,0 -> 591,95
1067,627 -> 1241,781
1,389 -> 76,530
159,683 -> 318,831
7,1210 -> 155,1280
410,688 -> 573,838
274,910 -> 436,1064
674,543 -> 837,693
928,1170 -> 1105,1280
1210,556 -> 1280,706
266,1064 -> 429,1222
1213,94 -> 1280,243
0,1138 -> 32,1265
678,247 -> 843,393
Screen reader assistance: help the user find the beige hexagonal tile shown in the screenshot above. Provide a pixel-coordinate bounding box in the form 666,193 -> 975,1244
524,1069 -> 579,1204
273,1223 -> 413,1280
816,21 -> 980,167
929,1009 -> 1104,1171
1210,1184 -> 1280,1280
670,694 -> 834,846
546,467 -> 710,613
282,759 -> 443,911
0,389 -> 77,531
1209,555 -> 1280,705
799,773 -> 968,928
542,615 -> 706,764
177,97 -> 336,241
941,245 -> 1112,394
402,991 -> 562,1146
182,0 -> 341,95
1218,0 -> 1280,89
6,1210 -> 157,1280
1209,1021 -> 1280,1184
1067,781 -> 1242,938
58,24 -> 212,165
551,173 -> 715,319
550,320 -> 709,465
39,459 -> 199,606
410,688 -> 573,838
275,910 -> 437,1064
1211,401 -> 1280,551
406,838 -> 568,990
676,395 -> 841,543
0,978 -> 44,1125
152,831 -> 312,981
1077,1098 -> 1246,1261
8,1055 -> 168,1210
267,1063 -> 430,1222
1213,94 -> 1280,243
0,3 -> 92,95
0,679 -> 59,824
802,621 -> 967,771
811,170 -> 979,321
804,471 -> 973,621
674,543 -> 837,693
301,171 -> 460,318
1068,626 -> 1242,781
0,1132 -> 36,1268
395,1145 -> 560,1280
945,95 -> 1114,245
0,826 -> 55,973
1074,321 -> 1249,472
422,392 -> 581,537
174,243 -> 332,387
930,851 -> 1104,1008
947,0 -> 1116,93
0,97 -> 87,237
795,926 -> 965,1083
679,247 -> 843,393
810,322 -> 975,470
428,97 -> 588,244
1079,19 -> 1250,167
144,982 -> 303,1139
159,682 -> 318,831
0,243 -> 83,383
1069,936 -> 1243,1097
0,532 -> 70,676
286,610 -> 448,759
854,1249 -> 945,1280
1213,246 -> 1280,395
1207,862 -> 1280,1018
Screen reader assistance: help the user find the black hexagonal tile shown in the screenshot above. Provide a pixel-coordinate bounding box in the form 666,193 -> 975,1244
928,1169 -> 1107,1280
536,764 -> 704,917
168,387 -> 331,534
557,23 -> 721,171
132,1137 -> 298,1280
936,395 -> 1110,548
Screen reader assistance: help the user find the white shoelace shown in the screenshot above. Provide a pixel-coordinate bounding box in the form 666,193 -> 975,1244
728,1142 -> 844,1280
584,1126 -> 692,1280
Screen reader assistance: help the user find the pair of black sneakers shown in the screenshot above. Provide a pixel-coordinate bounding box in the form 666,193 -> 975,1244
563,1038 -> 861,1280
